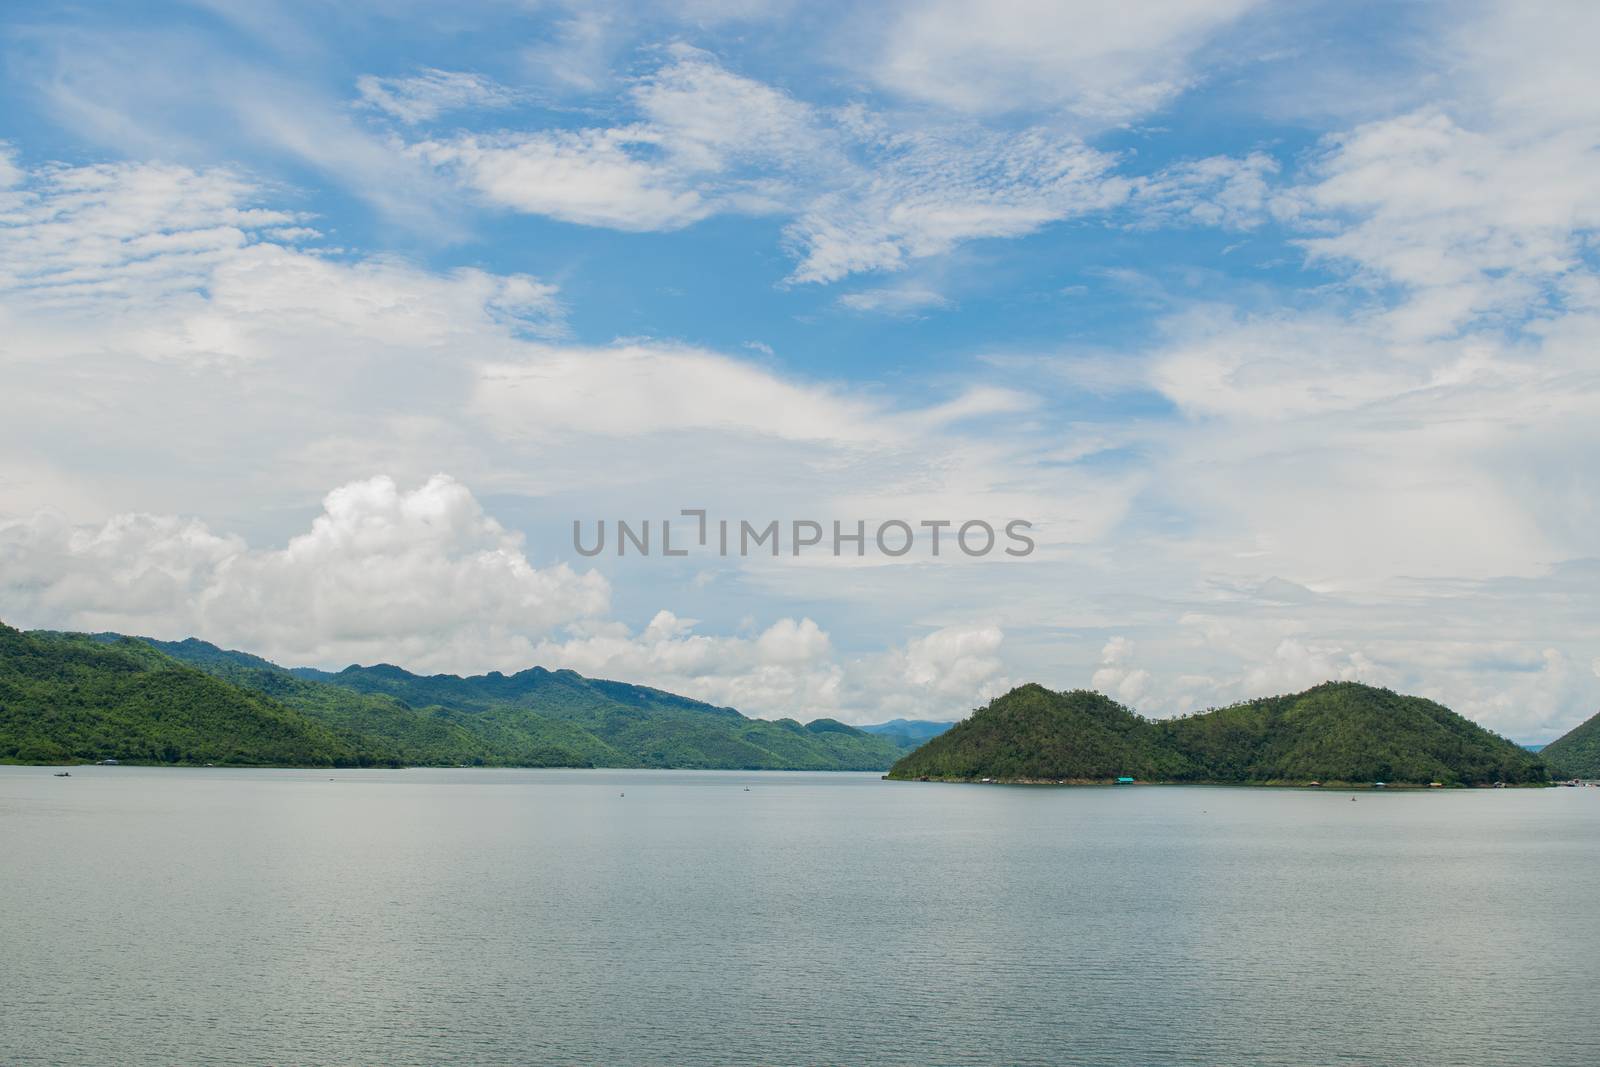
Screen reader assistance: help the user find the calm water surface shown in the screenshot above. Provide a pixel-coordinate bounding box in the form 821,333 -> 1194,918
1,767 -> 1596,1066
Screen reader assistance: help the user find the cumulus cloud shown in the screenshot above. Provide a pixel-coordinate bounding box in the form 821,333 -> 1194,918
0,473 -> 1012,723
537,617 -> 1010,722
0,476 -> 610,671
890,623 -> 1008,706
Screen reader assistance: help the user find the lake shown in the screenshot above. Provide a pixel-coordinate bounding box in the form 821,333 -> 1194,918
1,767 -> 1596,1066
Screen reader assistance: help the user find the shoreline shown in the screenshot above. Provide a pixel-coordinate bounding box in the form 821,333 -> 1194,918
0,759 -> 895,773
883,775 -> 1553,789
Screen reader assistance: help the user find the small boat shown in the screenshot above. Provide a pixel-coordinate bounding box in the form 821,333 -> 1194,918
1115,776 -> 1135,785
53,771 -> 70,777
1373,781 -> 1387,789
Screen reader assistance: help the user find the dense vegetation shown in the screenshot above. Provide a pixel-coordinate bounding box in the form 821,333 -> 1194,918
1540,708 -> 1600,778
288,660 -> 903,770
1159,683 -> 1547,785
0,625 -> 366,766
886,685 -> 1196,782
1,624 -> 902,770
888,681 -> 1548,786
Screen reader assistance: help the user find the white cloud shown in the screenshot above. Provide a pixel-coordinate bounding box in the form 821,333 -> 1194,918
472,340 -> 886,443
415,126 -> 715,231
411,50 -> 1126,281
521,610 -> 847,718
1290,109 -> 1600,339
783,122 -> 1123,284
1091,636 -> 1151,705
1130,152 -> 1282,230
893,623 -> 1007,703
27,28 -> 457,233
0,142 -> 23,188
411,48 -> 820,231
0,475 -> 611,671
533,615 -> 1006,722
870,0 -> 1266,120
356,69 -> 524,124
0,158 -> 562,372
0,161 -> 295,309
0,467 -> 1019,724
7,0 -> 1600,743
837,285 -> 948,314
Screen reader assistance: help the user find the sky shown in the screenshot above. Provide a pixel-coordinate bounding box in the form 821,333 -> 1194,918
1,0 -> 1597,739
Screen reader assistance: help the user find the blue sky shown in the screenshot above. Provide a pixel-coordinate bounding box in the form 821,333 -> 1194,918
2,0 -> 1598,739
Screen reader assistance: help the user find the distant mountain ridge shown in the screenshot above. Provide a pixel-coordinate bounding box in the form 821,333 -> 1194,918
857,719 -> 956,745
887,681 -> 1548,786
0,623 -> 903,770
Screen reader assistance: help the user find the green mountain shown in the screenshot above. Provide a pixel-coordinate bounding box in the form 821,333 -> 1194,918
132,638 -> 508,766
1540,709 -> 1600,778
0,624 -> 366,766
888,681 -> 1547,786
885,685 -> 1196,782
1158,682 -> 1546,785
286,660 -> 900,770
2,624 -> 901,770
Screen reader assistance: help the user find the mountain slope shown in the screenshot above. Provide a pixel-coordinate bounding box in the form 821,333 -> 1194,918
886,685 -> 1197,781
0,625 -> 363,766
1160,682 -> 1546,785
295,661 -> 901,770
140,639 -> 499,765
55,632 -> 901,770
1540,709 -> 1600,778
888,681 -> 1546,785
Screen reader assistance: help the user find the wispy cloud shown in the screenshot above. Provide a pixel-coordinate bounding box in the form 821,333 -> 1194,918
408,48 -> 1129,282
837,285 -> 948,315
868,0 -> 1267,121
355,69 -> 525,124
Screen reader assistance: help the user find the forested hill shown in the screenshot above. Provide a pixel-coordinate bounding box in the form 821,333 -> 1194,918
1540,708 -> 1600,778
888,681 -> 1547,786
0,624 -> 365,766
884,685 -> 1196,782
0,623 -> 903,770
282,658 -> 901,770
